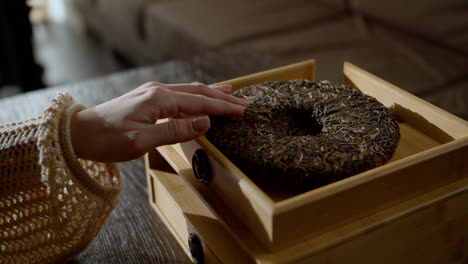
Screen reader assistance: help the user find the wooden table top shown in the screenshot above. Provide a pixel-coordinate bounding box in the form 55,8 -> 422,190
0,48 -> 277,263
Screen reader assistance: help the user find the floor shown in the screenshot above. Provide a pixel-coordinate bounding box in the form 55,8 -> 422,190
0,22 -> 129,99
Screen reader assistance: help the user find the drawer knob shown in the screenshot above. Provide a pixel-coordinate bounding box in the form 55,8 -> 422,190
188,233 -> 204,264
192,149 -> 211,184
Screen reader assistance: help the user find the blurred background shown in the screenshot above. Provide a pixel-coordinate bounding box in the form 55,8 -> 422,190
0,0 -> 467,119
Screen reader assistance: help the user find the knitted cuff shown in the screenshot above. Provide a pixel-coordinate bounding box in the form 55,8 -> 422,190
58,103 -> 121,204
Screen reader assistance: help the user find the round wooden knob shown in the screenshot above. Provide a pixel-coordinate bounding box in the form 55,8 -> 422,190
188,233 -> 204,264
192,149 -> 211,184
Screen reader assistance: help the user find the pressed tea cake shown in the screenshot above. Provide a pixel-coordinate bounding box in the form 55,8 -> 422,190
206,80 -> 400,189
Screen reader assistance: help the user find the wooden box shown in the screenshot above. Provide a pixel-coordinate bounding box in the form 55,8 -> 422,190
145,60 -> 468,263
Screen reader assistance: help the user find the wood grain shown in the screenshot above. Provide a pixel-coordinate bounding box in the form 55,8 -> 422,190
160,60 -> 468,251
147,148 -> 468,263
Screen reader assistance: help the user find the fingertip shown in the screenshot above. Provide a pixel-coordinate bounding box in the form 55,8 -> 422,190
239,98 -> 249,107
212,84 -> 232,93
212,103 -> 246,117
231,104 -> 247,116
192,116 -> 211,132
223,85 -> 233,93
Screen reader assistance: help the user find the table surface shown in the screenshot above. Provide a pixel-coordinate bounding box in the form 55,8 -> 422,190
0,48 -> 278,263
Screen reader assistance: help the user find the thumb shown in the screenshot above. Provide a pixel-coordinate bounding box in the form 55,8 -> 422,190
147,116 -> 210,147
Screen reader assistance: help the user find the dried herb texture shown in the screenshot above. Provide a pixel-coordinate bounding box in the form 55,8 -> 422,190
206,80 -> 400,189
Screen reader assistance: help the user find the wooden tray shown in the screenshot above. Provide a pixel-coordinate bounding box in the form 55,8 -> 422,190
146,149 -> 468,263
153,60 -> 468,250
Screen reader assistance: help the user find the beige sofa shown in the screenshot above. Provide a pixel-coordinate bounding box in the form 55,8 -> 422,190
67,0 -> 468,119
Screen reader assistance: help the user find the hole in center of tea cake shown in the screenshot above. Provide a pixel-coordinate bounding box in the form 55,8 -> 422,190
287,109 -> 322,136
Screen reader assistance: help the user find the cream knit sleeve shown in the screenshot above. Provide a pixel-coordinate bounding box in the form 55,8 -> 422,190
0,93 -> 122,264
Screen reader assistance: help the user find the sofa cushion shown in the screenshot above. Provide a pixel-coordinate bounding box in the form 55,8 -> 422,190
68,0 -> 98,10
350,0 -> 468,53
98,0 -> 155,42
247,15 -> 468,118
423,80 -> 468,120
95,0 -> 162,63
145,0 -> 341,58
247,16 -> 368,68
67,0 -> 165,64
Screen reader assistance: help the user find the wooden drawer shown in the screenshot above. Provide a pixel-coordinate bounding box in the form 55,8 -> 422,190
146,60 -> 468,262
146,149 -> 468,263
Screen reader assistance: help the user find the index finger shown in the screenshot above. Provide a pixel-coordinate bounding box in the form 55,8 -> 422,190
158,90 -> 247,118
164,83 -> 248,107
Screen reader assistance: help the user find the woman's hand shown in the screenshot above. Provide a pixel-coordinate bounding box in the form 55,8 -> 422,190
70,81 -> 247,162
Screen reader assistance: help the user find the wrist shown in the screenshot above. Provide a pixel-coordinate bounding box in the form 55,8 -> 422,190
70,109 -> 88,159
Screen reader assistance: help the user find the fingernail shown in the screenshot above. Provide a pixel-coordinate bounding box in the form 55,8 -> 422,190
240,98 -> 249,106
235,97 -> 248,107
234,104 -> 247,115
192,116 -> 210,132
220,84 -> 232,92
